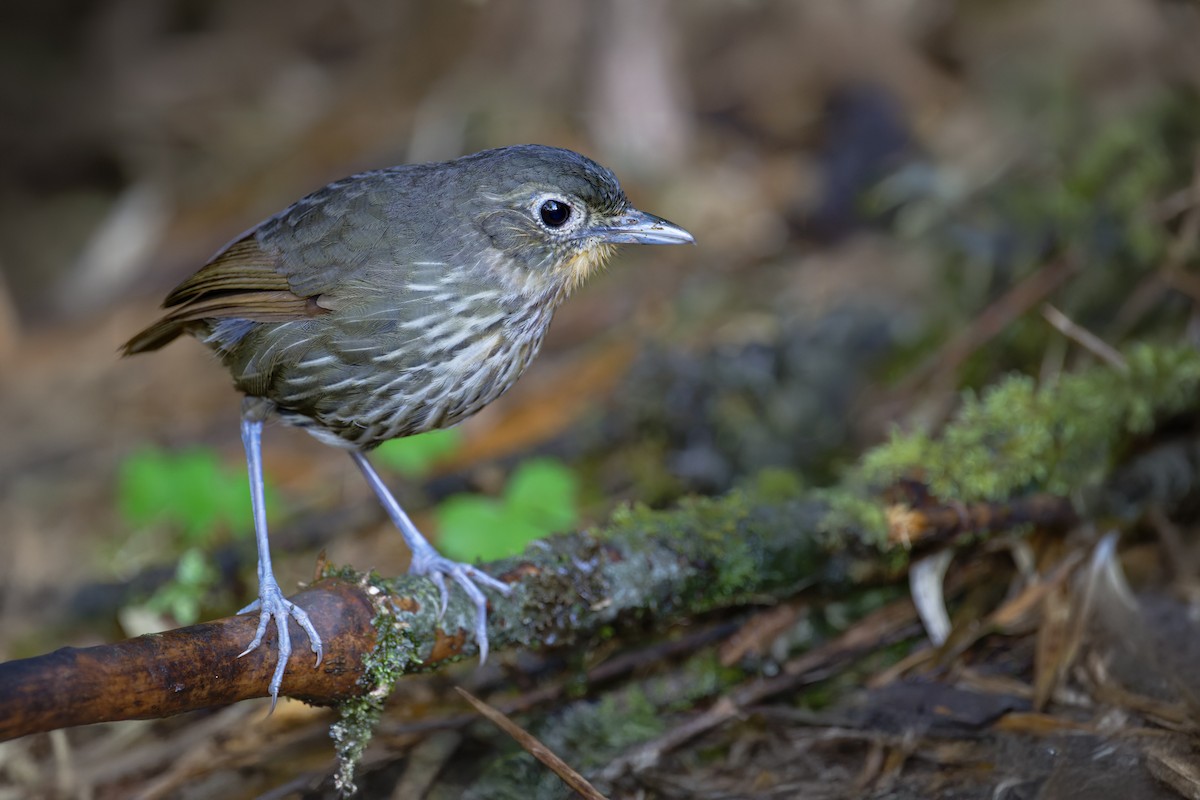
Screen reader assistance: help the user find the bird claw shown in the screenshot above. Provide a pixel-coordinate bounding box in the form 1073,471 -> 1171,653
349,451 -> 510,665
237,578 -> 324,709
409,553 -> 510,664
428,570 -> 450,619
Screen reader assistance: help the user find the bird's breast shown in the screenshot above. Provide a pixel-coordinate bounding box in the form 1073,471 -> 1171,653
267,294 -> 558,448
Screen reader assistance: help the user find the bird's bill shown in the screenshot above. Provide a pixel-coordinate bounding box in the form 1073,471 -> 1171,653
587,209 -> 695,245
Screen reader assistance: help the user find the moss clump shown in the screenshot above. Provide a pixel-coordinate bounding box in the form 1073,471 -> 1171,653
602,485 -> 818,610
320,562 -> 367,582
739,467 -> 806,503
810,486 -> 890,548
331,592 -> 423,797
860,343 -> 1200,503
329,697 -> 379,798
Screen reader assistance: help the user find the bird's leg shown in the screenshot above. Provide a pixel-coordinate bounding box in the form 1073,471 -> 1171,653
349,450 -> 511,663
237,413 -> 323,708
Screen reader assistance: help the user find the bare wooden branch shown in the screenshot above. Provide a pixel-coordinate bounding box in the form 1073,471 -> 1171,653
0,581 -> 378,740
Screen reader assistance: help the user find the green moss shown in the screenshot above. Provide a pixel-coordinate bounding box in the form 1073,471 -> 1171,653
329,697 -> 380,798
860,343 -> 1200,503
738,467 -> 806,503
601,488 -> 803,608
331,589 -> 424,797
879,92 -> 1200,385
462,684 -> 669,800
320,562 -> 365,582
810,487 -> 890,548
661,650 -> 738,712
361,606 -> 422,690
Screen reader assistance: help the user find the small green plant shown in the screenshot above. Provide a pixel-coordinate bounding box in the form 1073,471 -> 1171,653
374,428 -> 463,477
435,458 -> 580,562
150,547 -> 219,624
119,447 -> 255,542
117,446 -> 267,623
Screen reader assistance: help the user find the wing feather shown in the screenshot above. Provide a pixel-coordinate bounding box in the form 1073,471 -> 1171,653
162,237 -> 292,306
124,168 -> 430,356
122,235 -> 325,355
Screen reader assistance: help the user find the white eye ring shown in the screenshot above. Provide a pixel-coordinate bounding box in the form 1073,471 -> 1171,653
531,194 -> 583,233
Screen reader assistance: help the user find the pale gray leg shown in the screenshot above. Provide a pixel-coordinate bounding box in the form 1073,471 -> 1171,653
238,415 -> 323,708
349,450 -> 510,663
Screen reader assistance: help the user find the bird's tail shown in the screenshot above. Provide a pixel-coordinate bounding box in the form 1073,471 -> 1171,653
121,317 -> 188,355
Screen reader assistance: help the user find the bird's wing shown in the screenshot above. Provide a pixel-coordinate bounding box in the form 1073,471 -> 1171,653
121,235 -> 326,355
161,236 -> 296,306
253,168 -> 418,303
123,168 -> 443,355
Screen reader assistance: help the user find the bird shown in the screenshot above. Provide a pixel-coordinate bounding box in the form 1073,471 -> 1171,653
122,144 -> 694,705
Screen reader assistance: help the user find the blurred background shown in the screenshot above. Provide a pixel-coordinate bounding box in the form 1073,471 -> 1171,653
3,0 -> 1200,797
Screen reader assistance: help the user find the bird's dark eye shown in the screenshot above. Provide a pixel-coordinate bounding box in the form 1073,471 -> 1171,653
539,199 -> 572,228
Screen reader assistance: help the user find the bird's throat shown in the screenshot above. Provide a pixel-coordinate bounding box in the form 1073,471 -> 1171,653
557,242 -> 616,296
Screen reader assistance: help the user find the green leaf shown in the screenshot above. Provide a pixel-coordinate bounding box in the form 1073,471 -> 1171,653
374,429 -> 463,477
117,446 -> 264,546
145,546 -> 218,624
116,446 -> 280,626
436,495 -> 533,562
174,547 -> 215,587
434,458 -> 581,562
503,458 -> 580,531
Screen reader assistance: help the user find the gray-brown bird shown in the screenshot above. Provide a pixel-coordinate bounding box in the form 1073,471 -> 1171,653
123,144 -> 693,703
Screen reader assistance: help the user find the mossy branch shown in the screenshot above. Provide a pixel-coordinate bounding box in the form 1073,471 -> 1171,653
0,485 -> 1075,742
1,343 -> 1197,744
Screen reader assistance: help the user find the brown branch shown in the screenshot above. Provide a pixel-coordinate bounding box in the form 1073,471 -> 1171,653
1041,304 -> 1128,371
456,687 -> 610,800
0,491 -> 822,742
883,492 -> 1079,550
0,488 -> 1080,744
0,480 -> 976,743
0,580 -> 378,740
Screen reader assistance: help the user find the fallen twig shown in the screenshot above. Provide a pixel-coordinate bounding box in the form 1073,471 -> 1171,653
457,687 -> 609,800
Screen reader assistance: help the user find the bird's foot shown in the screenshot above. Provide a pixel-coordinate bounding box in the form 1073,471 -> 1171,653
408,549 -> 511,664
238,577 -> 324,709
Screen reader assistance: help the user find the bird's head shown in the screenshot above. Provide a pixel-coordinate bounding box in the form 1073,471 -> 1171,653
463,145 -> 694,297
